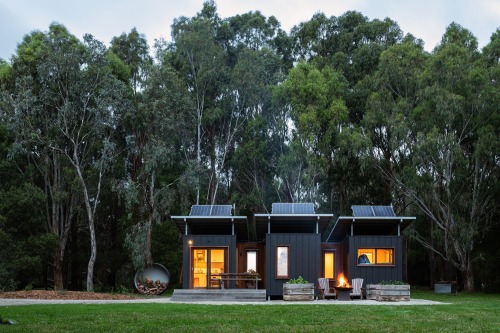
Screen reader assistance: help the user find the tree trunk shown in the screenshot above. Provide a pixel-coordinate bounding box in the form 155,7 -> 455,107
428,216 -> 435,288
53,246 -> 64,290
463,260 -> 475,292
86,216 -> 97,292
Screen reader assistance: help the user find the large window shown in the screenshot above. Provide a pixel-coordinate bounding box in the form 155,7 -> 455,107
357,248 -> 394,266
323,251 -> 335,279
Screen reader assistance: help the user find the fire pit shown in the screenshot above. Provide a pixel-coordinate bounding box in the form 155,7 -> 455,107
334,286 -> 353,301
334,273 -> 352,301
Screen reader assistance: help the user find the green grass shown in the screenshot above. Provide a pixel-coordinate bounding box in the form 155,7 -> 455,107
0,291 -> 498,332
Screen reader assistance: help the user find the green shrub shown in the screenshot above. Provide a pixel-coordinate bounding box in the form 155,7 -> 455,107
378,280 -> 408,285
288,276 -> 309,284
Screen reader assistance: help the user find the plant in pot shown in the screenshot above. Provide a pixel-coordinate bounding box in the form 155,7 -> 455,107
366,280 -> 410,301
283,276 -> 314,301
245,269 -> 260,289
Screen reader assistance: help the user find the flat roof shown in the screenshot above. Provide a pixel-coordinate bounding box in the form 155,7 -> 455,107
171,215 -> 249,241
254,214 -> 334,241
326,216 -> 416,242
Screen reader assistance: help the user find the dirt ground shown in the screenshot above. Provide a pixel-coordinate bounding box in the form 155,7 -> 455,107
0,290 -> 140,300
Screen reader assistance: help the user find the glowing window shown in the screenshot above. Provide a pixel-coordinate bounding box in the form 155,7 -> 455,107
323,252 -> 335,279
357,248 -> 394,265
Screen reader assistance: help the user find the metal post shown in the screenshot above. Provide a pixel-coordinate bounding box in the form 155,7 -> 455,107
232,218 -> 235,235
268,216 -> 271,234
184,218 -> 188,235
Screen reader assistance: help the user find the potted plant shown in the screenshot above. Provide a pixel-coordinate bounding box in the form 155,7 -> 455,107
245,269 -> 260,289
283,276 -> 314,301
366,280 -> 410,301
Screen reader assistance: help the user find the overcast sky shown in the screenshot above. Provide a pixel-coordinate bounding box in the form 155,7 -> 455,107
1,0 -> 499,61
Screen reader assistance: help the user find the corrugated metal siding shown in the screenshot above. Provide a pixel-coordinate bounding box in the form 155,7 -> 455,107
349,236 -> 402,285
182,235 -> 237,289
265,233 -> 321,297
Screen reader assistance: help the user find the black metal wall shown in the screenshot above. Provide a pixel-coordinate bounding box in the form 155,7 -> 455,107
348,235 -> 402,285
265,233 -> 321,297
182,235 -> 237,289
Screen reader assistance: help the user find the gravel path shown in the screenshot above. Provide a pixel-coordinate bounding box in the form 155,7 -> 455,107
0,297 -> 447,306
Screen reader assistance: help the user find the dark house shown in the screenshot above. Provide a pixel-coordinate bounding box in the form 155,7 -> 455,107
326,205 -> 416,286
171,203 -> 415,299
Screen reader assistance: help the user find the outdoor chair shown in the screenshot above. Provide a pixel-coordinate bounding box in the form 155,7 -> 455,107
350,278 -> 363,299
318,278 -> 336,300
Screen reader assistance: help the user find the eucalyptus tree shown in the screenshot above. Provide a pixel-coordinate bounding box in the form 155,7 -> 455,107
170,0 -> 227,204
110,27 -> 151,97
119,49 -> 191,270
362,39 -> 428,204
4,25 -> 84,290
224,10 -> 281,52
275,61 -> 359,208
224,46 -> 284,210
6,24 -> 132,291
393,24 -> 499,291
291,11 -> 404,125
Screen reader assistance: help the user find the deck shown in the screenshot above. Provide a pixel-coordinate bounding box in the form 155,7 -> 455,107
171,289 -> 267,302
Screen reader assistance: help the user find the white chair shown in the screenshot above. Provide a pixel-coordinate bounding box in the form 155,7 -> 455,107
318,278 -> 336,300
350,278 -> 363,299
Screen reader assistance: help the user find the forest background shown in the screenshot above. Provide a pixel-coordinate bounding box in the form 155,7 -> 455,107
0,1 -> 498,293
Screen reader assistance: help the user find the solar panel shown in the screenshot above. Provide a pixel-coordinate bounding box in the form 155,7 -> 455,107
373,206 -> 395,217
352,205 -> 375,217
190,205 -> 233,216
210,205 -> 232,216
190,205 -> 211,216
272,203 -> 315,214
272,203 -> 292,214
294,203 -> 315,214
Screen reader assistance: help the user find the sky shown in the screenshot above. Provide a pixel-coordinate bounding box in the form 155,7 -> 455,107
0,0 -> 499,61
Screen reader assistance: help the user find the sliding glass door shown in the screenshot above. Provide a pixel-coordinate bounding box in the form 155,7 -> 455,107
192,248 -> 226,288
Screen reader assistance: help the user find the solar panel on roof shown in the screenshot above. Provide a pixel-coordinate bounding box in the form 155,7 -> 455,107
190,205 -> 211,216
352,205 -> 375,217
272,203 -> 292,214
294,203 -> 315,214
272,203 -> 315,214
190,205 -> 233,216
373,206 -> 395,217
210,205 -> 232,216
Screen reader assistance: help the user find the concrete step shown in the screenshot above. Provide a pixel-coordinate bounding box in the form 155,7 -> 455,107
171,289 -> 267,302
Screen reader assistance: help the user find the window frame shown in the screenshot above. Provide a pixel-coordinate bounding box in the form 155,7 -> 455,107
276,245 -> 289,279
246,249 -> 257,272
322,250 -> 335,280
356,247 -> 395,266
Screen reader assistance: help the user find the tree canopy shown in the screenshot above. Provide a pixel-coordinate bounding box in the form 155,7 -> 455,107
0,2 -> 498,293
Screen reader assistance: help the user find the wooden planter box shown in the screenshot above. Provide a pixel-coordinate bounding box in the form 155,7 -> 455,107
434,282 -> 457,294
283,283 -> 314,301
366,284 -> 410,302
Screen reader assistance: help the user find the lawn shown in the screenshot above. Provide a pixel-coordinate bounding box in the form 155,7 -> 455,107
0,291 -> 498,332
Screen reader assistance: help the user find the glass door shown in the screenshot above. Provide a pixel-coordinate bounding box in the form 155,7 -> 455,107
192,249 -> 208,288
192,248 -> 226,288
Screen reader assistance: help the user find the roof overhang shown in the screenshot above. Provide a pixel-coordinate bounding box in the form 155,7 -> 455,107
254,214 -> 334,241
326,216 -> 416,242
171,215 -> 249,241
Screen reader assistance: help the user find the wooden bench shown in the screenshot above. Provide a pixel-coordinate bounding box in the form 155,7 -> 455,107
210,273 -> 261,289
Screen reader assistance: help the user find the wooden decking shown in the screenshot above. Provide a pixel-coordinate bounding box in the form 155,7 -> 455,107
171,289 -> 267,302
